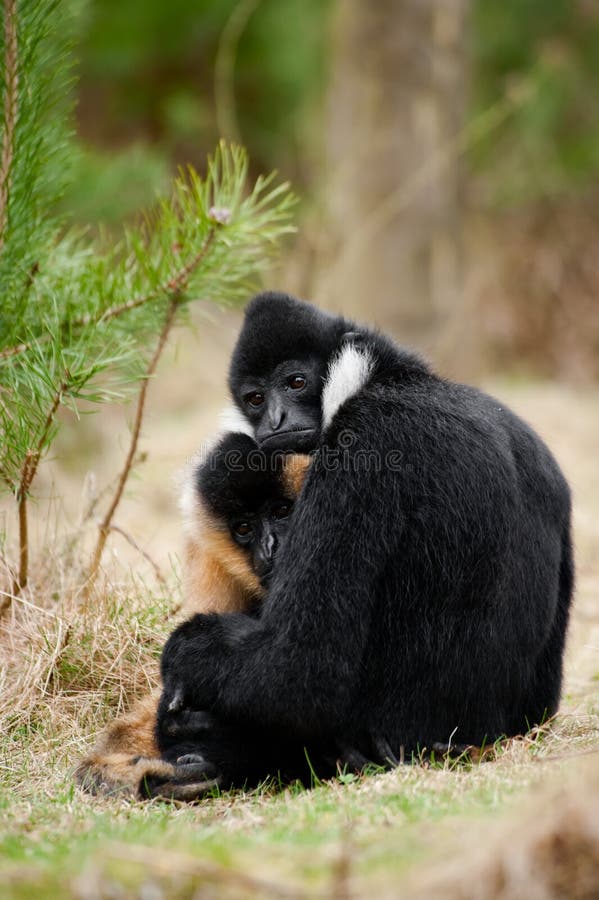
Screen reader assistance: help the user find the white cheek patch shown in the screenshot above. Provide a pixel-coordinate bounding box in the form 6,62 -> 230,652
322,343 -> 373,429
176,405 -> 254,536
177,452 -> 202,538
218,404 -> 254,437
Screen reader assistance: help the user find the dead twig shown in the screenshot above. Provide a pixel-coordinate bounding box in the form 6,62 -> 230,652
84,300 -> 179,597
0,589 -> 65,620
84,228 -> 216,598
108,523 -> 167,587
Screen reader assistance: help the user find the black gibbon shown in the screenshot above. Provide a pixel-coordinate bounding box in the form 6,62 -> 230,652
75,433 -> 310,799
154,291 -> 573,797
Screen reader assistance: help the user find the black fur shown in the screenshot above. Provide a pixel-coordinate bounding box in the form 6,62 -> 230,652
197,432 -> 289,520
197,432 -> 300,580
156,431 -> 333,789
158,292 -> 573,788
228,290 -> 350,388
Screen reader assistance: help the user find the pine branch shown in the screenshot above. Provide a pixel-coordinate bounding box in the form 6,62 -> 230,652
0,211 -> 221,361
13,451 -> 33,600
85,298 -> 180,597
80,226 -> 218,326
0,0 -> 18,255
85,225 -> 219,592
10,376 -> 68,599
85,228 -> 215,598
0,143 -> 295,505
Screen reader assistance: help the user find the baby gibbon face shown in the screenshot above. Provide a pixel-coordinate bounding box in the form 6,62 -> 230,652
196,433 -> 310,587
227,494 -> 293,585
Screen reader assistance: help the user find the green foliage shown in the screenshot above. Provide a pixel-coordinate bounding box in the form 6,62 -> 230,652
0,0 -> 75,310
0,0 -> 295,509
472,0 -> 599,203
71,0 -> 333,200
70,0 -> 599,218
62,142 -> 171,226
233,0 -> 333,171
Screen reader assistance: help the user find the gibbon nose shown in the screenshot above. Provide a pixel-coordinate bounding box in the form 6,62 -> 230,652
268,398 -> 285,431
255,532 -> 278,578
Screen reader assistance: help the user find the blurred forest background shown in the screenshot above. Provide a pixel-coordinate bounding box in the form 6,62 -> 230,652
65,0 -> 599,380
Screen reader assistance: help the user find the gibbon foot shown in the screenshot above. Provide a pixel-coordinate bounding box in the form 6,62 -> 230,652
140,758 -> 222,801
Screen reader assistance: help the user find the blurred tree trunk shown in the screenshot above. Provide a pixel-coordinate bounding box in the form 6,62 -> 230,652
318,0 -> 470,349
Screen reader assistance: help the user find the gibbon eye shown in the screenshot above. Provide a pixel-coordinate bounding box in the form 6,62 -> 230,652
287,374 -> 306,390
273,503 -> 292,519
245,391 -> 265,408
233,521 -> 252,537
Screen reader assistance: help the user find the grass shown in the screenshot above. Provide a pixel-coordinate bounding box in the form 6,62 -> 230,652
1,351 -> 598,898
1,724 -> 598,897
2,722 -> 596,895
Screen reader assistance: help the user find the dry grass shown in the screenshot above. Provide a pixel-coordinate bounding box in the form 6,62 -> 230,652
0,320 -> 598,897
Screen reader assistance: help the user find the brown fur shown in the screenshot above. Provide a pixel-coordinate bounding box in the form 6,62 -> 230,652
75,451 -> 311,798
183,511 -> 262,614
281,453 -> 311,499
74,692 -> 173,797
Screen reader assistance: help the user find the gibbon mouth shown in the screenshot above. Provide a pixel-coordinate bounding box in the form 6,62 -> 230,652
259,428 -> 315,446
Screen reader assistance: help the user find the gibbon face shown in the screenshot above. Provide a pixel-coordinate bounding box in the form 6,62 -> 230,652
188,433 -> 311,603
233,356 -> 325,452
228,292 -> 355,452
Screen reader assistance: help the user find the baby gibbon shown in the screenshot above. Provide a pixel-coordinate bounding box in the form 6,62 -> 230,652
75,433 -> 310,798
